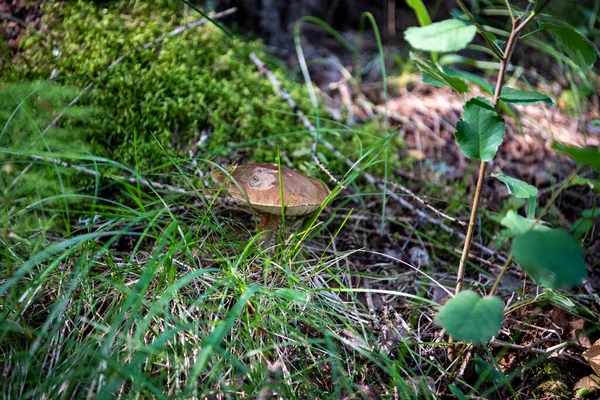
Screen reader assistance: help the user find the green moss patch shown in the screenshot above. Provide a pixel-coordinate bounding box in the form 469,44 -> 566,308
7,0 -> 318,178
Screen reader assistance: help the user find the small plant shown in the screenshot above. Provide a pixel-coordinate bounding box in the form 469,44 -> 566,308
405,0 -> 597,364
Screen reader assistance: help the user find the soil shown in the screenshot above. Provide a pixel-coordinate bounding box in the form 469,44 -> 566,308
0,0 -> 43,60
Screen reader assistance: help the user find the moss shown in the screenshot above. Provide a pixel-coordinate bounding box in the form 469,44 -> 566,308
6,0 -> 319,180
532,358 -> 574,399
0,81 -> 96,239
3,0 -> 410,196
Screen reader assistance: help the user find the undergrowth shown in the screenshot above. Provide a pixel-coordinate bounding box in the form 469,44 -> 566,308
2,0 -> 597,398
5,0 -> 403,184
0,1 -> 421,398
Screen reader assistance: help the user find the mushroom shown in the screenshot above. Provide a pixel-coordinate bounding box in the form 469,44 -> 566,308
213,163 -> 330,235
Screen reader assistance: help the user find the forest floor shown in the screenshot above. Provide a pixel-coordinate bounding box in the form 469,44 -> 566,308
248,48 -> 600,398
2,2 -> 600,398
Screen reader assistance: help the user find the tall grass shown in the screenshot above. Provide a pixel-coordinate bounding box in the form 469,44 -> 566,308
0,72 -> 454,399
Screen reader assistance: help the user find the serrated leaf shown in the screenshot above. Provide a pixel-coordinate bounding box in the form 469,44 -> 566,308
435,291 -> 504,345
492,173 -> 538,198
410,53 -> 469,94
455,97 -> 505,161
500,210 -> 549,236
512,229 -> 587,289
552,142 -> 600,170
404,19 -> 477,52
496,87 -> 553,105
540,23 -> 598,70
444,71 -> 522,130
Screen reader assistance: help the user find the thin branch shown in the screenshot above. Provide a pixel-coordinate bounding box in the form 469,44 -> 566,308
455,161 -> 487,294
455,15 -> 524,295
27,154 -> 189,194
388,181 -> 466,226
454,0 -> 503,59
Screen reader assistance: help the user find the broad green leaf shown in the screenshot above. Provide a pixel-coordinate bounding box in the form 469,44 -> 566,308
500,210 -> 550,236
496,87 -> 553,105
410,53 -> 469,94
539,23 -> 598,70
552,142 -> 600,170
512,229 -> 587,289
455,97 -> 505,161
404,19 -> 477,52
492,173 -> 538,198
435,291 -> 504,345
436,70 -> 522,130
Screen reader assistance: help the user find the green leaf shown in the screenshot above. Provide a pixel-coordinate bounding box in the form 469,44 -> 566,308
492,173 -> 538,199
422,66 -> 467,91
552,142 -> 600,170
512,229 -> 587,289
500,210 -> 550,236
497,87 -> 553,105
455,97 -> 505,161
410,53 -> 469,94
484,32 -> 505,48
405,0 -> 432,27
570,175 -> 600,194
448,384 -> 466,400
474,355 -> 505,383
572,208 -> 600,239
442,71 -> 523,130
404,19 -> 477,52
539,23 -> 598,70
435,291 -> 504,345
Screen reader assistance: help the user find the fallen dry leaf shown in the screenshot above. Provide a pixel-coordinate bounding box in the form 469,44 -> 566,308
582,339 -> 600,376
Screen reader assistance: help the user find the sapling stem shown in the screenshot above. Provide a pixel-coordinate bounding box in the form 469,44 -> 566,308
455,160 -> 487,294
488,255 -> 513,297
449,1 -> 543,364
455,8 -> 531,295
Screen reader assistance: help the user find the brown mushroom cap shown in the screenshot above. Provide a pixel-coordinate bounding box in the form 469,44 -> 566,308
223,163 -> 330,216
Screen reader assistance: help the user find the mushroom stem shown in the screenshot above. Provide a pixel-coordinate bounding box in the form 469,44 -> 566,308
257,213 -> 281,249
258,213 -> 280,232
